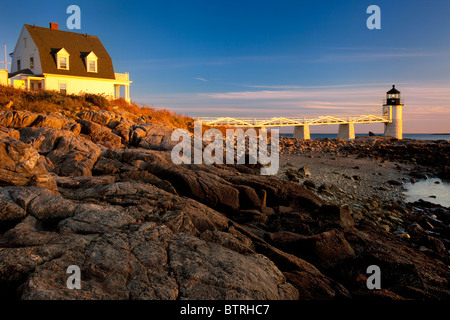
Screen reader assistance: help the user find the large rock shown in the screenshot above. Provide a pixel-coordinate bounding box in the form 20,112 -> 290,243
30,113 -> 78,132
0,188 -> 27,227
167,233 -> 298,299
227,175 -> 322,211
131,123 -> 176,151
19,127 -> 76,154
59,203 -> 135,234
341,228 -> 450,299
47,135 -> 101,177
18,226 -> 298,300
77,119 -> 123,149
317,204 -> 355,229
149,165 -> 240,211
265,229 -> 356,268
0,137 -> 57,191
0,186 -> 76,228
76,110 -> 128,127
0,111 -> 39,128
0,127 -> 20,139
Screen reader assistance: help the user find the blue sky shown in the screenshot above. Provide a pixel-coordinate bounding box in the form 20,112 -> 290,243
1,0 -> 450,132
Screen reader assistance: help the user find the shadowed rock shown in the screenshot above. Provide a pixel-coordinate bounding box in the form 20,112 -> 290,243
47,135 -> 101,177
0,137 -> 57,191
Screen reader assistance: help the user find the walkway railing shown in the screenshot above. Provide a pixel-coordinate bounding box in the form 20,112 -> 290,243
196,114 -> 390,127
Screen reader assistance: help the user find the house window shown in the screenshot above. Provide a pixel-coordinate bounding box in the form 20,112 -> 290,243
88,59 -> 97,72
59,82 -> 67,94
59,56 -> 68,70
85,51 -> 98,73
17,60 -> 21,71
56,48 -> 70,70
30,57 -> 34,69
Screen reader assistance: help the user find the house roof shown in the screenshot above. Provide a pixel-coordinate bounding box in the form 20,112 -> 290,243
25,24 -> 116,79
8,68 -> 34,78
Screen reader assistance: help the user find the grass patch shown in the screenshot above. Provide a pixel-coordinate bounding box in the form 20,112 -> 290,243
0,85 -> 193,129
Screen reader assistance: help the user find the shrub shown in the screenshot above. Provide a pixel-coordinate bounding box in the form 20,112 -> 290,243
0,84 -> 193,128
84,93 -> 111,110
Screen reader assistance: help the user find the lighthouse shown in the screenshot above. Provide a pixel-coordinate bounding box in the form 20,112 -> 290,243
383,85 -> 403,139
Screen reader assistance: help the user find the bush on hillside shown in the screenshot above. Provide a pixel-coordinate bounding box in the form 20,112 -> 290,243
0,84 -> 192,129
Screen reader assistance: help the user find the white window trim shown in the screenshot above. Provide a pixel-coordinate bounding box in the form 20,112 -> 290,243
85,51 -> 98,73
56,48 -> 70,70
59,81 -> 67,94
87,59 -> 98,72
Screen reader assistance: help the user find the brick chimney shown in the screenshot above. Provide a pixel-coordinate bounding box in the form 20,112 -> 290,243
49,22 -> 59,30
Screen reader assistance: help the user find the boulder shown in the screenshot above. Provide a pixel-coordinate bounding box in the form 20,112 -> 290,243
46,135 -> 101,177
0,137 -> 57,191
77,119 -> 123,149
317,204 -> 355,228
0,127 -> 20,139
0,188 -> 27,227
149,165 -> 240,211
0,110 -> 39,128
265,229 -> 356,268
167,234 -> 299,300
19,127 -> 76,154
227,175 -> 322,210
76,110 -> 121,127
30,113 -> 77,131
3,215 -> 58,247
58,203 -> 135,234
130,123 -> 176,151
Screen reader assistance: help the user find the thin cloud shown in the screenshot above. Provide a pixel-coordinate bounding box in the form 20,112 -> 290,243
241,82 -> 389,90
195,77 -> 208,82
312,51 -> 435,63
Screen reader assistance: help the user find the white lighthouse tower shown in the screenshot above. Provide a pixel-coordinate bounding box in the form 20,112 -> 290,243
383,85 -> 403,139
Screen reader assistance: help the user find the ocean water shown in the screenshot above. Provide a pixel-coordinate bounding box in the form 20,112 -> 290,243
280,133 -> 450,141
404,178 -> 450,208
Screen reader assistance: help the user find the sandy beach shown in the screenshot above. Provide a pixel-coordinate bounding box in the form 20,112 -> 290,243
278,151 -> 411,208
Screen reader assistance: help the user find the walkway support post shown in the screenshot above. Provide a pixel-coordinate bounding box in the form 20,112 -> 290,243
338,123 -> 355,140
293,125 -> 310,140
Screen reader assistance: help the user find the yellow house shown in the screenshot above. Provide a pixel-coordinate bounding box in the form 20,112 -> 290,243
8,23 -> 131,101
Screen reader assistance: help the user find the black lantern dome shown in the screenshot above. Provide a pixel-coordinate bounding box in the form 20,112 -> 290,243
385,85 -> 401,105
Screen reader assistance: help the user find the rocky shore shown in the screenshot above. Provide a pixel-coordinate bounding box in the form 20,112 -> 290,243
0,109 -> 449,300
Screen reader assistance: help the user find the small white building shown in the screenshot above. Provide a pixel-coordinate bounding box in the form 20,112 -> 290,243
0,69 -> 7,85
9,23 -> 131,101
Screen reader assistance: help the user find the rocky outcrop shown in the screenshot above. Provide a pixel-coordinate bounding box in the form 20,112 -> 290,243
0,127 -> 20,139
0,109 -> 449,300
47,136 -> 102,177
19,127 -> 76,154
0,137 -> 57,192
131,123 -> 177,151
77,119 -> 123,149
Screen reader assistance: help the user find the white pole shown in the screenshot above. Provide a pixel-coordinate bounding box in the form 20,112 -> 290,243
2,44 -> 11,70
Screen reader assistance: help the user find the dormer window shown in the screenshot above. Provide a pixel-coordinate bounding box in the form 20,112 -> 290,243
56,48 -> 70,70
85,51 -> 98,73
59,56 -> 67,69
